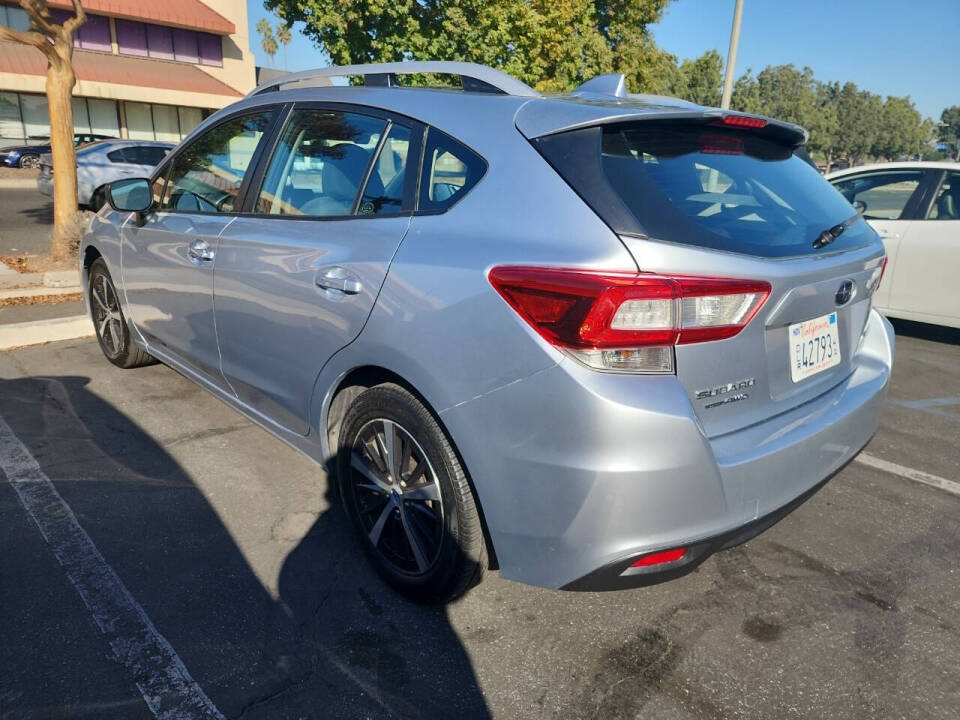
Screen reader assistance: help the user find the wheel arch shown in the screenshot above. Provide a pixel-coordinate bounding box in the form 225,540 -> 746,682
323,363 -> 500,570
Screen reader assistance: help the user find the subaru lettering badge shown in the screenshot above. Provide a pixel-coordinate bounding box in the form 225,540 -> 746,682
835,280 -> 854,306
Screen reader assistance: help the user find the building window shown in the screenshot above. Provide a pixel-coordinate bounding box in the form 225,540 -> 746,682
197,33 -> 223,67
125,102 -> 155,140
0,3 -> 29,30
88,98 -> 121,137
113,19 -> 223,66
0,92 -> 24,142
116,19 -> 148,57
173,28 -> 199,63
146,24 -> 174,60
48,9 -> 111,51
0,92 -> 122,143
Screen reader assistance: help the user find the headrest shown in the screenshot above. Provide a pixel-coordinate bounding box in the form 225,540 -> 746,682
321,144 -> 374,201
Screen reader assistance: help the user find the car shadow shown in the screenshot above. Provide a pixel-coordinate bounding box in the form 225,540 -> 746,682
17,202 -> 54,226
889,318 -> 960,346
0,375 -> 491,719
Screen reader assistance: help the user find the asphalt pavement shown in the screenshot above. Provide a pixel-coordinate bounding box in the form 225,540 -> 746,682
0,186 -> 53,256
0,320 -> 957,719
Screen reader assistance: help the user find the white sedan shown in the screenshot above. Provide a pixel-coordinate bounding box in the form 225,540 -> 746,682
828,161 -> 960,329
38,139 -> 173,211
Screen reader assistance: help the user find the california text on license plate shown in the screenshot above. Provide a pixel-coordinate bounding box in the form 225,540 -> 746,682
789,312 -> 841,383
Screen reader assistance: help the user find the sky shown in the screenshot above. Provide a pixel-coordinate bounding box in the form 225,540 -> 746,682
246,0 -> 958,120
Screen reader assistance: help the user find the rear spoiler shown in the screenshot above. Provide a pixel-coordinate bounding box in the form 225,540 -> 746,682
515,98 -> 809,148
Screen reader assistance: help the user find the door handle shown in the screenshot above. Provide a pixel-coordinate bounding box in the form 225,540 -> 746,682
315,266 -> 362,295
188,239 -> 215,263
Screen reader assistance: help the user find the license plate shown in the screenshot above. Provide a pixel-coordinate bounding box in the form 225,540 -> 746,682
789,312 -> 841,383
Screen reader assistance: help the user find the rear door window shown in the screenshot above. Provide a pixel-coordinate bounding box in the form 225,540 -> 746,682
925,171 -> 960,220
254,108 -> 388,217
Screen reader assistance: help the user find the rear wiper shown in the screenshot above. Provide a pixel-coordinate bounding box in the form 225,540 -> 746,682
813,214 -> 857,249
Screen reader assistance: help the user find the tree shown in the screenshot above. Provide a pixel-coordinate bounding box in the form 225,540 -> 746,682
0,0 -> 86,257
276,23 -> 292,71
256,17 -> 277,68
264,0 -> 674,93
939,105 -> 960,161
874,96 -> 926,160
669,50 -> 723,107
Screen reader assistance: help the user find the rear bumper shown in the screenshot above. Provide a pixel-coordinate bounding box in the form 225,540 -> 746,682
440,308 -> 894,590
36,174 -> 53,197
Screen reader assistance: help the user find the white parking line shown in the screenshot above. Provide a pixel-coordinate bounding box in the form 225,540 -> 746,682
856,452 -> 960,498
0,414 -> 224,720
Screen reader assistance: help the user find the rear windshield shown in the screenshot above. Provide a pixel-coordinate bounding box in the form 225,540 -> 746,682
537,123 -> 875,258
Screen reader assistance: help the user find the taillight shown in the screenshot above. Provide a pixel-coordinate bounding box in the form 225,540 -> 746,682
488,267 -> 770,373
865,257 -> 888,295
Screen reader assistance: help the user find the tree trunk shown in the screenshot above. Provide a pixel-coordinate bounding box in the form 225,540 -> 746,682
824,148 -> 833,175
47,50 -> 78,258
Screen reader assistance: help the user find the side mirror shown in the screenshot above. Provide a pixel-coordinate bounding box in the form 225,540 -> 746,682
853,199 -> 867,214
106,177 -> 152,212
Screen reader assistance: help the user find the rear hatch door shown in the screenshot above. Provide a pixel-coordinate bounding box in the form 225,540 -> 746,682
526,108 -> 885,438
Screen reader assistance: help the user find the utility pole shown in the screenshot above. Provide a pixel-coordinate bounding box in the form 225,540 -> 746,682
720,0 -> 744,109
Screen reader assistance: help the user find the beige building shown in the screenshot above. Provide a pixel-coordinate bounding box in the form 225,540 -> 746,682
0,0 -> 255,145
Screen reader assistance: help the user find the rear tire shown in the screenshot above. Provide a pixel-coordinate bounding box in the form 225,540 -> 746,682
338,383 -> 486,603
19,153 -> 39,169
88,258 -> 156,369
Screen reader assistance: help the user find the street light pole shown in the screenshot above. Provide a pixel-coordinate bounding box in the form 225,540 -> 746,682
720,0 -> 744,109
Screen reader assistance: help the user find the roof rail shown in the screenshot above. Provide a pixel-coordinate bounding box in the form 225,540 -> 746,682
247,61 -> 540,98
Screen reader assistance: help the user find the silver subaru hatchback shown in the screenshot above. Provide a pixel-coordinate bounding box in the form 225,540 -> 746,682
82,62 -> 893,602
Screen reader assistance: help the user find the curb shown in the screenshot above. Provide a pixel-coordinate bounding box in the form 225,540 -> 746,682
0,266 -> 80,290
0,285 -> 82,301
0,315 -> 93,350
0,178 -> 39,189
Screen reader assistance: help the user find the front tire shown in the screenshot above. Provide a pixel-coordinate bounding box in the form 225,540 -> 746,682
338,384 -> 486,603
88,258 -> 155,369
90,186 -> 107,212
19,153 -> 39,169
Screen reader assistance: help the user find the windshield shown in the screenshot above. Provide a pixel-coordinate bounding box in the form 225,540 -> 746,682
599,124 -> 873,258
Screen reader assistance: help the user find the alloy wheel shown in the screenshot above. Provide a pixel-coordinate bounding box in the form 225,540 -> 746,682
349,418 -> 444,575
91,273 -> 124,357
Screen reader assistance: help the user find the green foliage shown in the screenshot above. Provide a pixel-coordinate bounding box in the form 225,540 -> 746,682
939,106 -> 960,160
669,49 -> 723,106
264,0 -> 672,93
261,0 -> 943,169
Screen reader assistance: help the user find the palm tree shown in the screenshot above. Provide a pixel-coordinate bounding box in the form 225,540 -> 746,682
276,23 -> 292,71
256,18 -> 277,68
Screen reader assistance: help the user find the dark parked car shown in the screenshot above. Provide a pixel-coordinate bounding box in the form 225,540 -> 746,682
0,133 -> 115,169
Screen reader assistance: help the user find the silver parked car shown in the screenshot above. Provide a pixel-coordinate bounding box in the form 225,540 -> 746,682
80,62 -> 893,602
38,139 -> 173,211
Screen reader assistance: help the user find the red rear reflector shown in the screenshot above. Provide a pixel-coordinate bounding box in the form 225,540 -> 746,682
878,256 -> 888,289
631,547 -> 687,567
712,114 -> 767,129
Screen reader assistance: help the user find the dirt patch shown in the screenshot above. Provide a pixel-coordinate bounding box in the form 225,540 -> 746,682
0,167 -> 39,179
0,292 -> 83,308
0,253 -> 73,273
